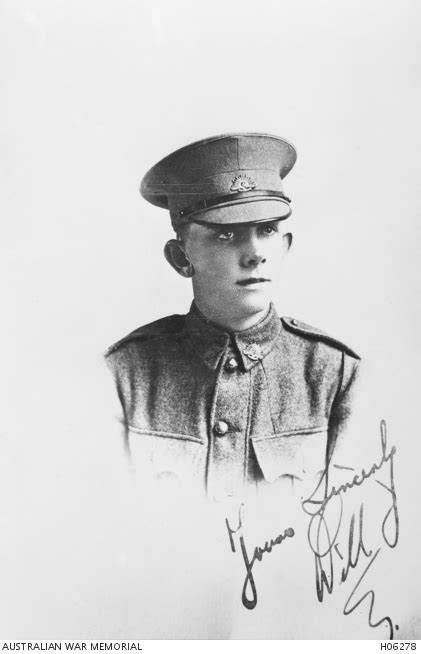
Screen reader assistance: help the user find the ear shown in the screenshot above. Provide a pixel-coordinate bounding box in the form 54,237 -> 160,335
164,239 -> 195,278
282,232 -> 293,254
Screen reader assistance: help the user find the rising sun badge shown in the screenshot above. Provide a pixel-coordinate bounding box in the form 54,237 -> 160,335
230,174 -> 257,192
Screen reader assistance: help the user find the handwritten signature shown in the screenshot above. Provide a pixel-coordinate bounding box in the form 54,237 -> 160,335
302,419 -> 399,638
225,420 -> 399,638
225,505 -> 295,609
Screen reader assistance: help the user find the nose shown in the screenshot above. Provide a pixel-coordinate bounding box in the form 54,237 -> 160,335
239,232 -> 267,268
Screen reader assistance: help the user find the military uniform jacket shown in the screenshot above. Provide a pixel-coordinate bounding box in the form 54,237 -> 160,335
105,303 -> 360,500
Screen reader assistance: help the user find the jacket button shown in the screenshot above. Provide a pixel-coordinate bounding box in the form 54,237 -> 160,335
225,357 -> 238,371
214,420 -> 229,436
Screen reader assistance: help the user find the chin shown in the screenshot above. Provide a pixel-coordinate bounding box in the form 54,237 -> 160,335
235,293 -> 271,316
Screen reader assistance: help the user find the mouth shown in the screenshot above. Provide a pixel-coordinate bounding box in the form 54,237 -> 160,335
236,278 -> 271,286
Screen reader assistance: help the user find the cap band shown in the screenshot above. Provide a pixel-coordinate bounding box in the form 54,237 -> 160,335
178,190 -> 291,219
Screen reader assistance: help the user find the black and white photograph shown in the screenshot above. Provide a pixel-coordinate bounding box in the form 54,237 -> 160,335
1,0 -> 420,642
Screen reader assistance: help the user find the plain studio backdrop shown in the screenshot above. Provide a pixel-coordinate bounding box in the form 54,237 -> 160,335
1,0 -> 420,639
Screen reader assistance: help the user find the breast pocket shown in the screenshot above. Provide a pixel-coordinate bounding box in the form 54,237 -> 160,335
127,425 -> 206,487
251,426 -> 328,484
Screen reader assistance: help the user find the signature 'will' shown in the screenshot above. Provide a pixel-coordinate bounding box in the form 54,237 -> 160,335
302,419 -> 399,638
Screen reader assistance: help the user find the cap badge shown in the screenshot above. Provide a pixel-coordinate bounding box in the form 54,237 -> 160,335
242,343 -> 263,361
230,174 -> 257,193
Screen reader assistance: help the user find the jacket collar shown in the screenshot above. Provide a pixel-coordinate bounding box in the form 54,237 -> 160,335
185,301 -> 281,371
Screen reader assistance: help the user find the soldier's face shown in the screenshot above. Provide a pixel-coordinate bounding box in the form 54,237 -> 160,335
182,219 -> 291,320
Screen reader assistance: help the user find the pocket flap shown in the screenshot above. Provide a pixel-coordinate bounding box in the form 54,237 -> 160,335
251,428 -> 327,483
128,426 -> 205,481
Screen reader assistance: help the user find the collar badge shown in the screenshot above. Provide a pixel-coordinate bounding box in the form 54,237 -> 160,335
242,342 -> 263,361
230,174 -> 257,192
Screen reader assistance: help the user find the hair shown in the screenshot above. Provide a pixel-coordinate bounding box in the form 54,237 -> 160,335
176,222 -> 192,243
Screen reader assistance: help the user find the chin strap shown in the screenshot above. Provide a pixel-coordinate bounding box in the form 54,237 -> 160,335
178,190 -> 291,219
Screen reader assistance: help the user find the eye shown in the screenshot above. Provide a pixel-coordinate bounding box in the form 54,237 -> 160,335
216,230 -> 235,241
261,222 -> 279,236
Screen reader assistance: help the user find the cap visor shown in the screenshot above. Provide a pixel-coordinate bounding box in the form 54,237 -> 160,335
191,198 -> 291,225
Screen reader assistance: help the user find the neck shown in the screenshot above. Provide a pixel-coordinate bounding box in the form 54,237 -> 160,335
193,299 -> 271,332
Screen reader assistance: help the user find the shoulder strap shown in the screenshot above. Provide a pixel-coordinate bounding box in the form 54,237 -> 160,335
281,317 -> 360,359
105,314 -> 186,357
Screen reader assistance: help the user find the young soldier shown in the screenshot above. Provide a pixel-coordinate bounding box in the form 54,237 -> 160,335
105,133 -> 360,502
